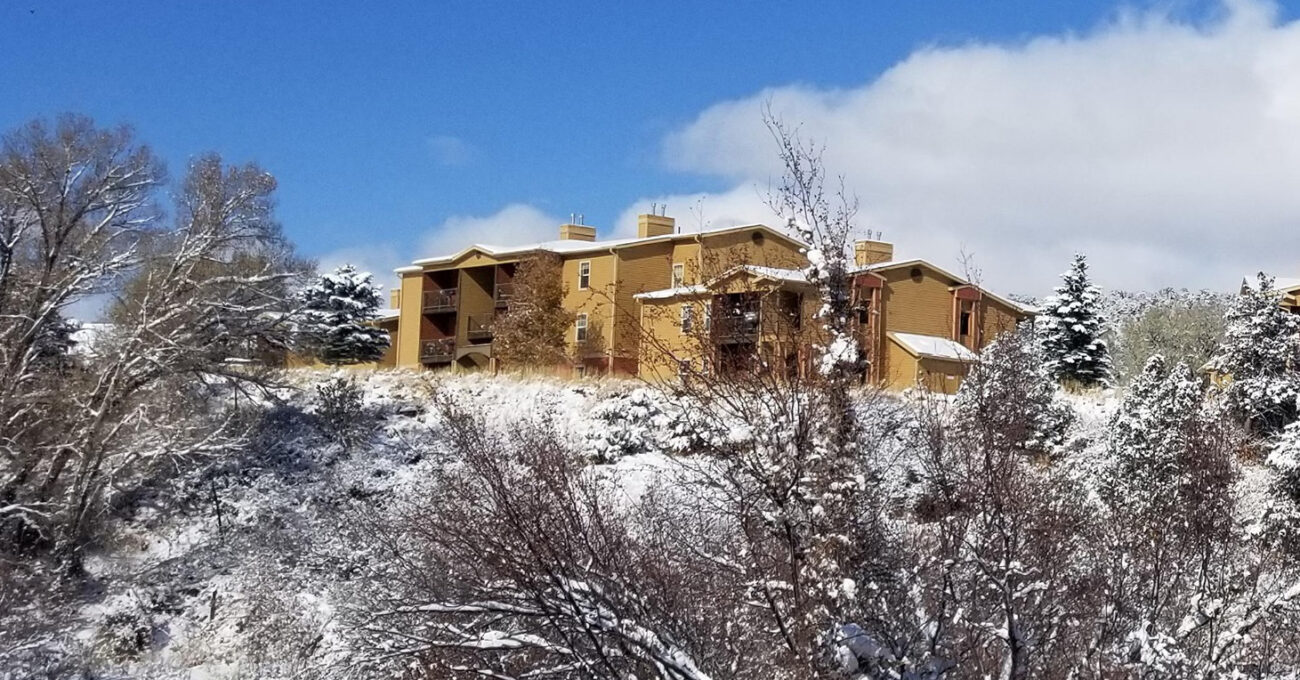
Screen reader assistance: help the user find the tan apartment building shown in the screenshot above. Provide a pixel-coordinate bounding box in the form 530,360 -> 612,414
386,212 -> 1032,392
390,213 -> 807,376
634,239 -> 1033,393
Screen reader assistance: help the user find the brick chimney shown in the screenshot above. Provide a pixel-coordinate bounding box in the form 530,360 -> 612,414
558,223 -> 597,241
637,213 -> 675,238
853,239 -> 894,267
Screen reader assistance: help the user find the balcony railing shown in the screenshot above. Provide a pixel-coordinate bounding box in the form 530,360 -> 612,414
423,288 -> 458,312
420,338 -> 455,363
466,314 -> 494,342
494,283 -> 515,307
712,311 -> 760,344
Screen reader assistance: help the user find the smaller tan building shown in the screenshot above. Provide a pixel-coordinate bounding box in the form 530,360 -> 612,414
633,240 -> 1034,393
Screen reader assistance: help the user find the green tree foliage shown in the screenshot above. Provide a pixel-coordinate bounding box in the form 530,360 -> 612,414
1039,253 -> 1112,387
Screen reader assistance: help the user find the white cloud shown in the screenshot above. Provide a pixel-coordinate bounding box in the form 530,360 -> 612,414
659,0 -> 1300,295
611,188 -> 774,238
418,203 -> 562,258
428,135 -> 474,166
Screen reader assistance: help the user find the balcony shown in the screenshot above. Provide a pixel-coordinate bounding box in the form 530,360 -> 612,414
423,288 -> 458,312
420,338 -> 455,363
494,283 -> 515,308
466,314 -> 494,342
712,311 -> 760,344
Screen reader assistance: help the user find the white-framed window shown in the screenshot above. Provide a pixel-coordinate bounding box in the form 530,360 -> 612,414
681,304 -> 694,333
578,261 -> 591,290
672,263 -> 685,287
677,359 -> 691,380
575,313 -> 588,342
704,303 -> 712,331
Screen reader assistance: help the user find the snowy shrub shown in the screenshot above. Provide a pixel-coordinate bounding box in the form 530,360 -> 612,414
1039,253 -> 1113,387
93,593 -> 171,662
954,325 -> 1074,455
1269,422 -> 1300,501
1100,356 -> 1234,533
584,388 -> 672,463
1210,273 -> 1300,436
315,376 -> 370,447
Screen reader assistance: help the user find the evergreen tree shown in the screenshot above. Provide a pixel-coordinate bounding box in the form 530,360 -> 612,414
954,325 -> 1074,455
1210,273 -> 1300,435
1040,253 -> 1112,387
1102,356 -> 1209,515
297,264 -> 390,365
32,311 -> 79,370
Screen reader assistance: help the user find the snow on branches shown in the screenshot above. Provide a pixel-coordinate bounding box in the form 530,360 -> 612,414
1039,253 -> 1112,387
297,264 -> 390,365
1210,273 -> 1300,435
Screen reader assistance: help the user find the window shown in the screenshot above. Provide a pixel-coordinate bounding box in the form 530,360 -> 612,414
578,261 -> 591,290
677,359 -> 691,380
681,304 -> 694,333
575,313 -> 588,342
959,310 -> 971,336
704,303 -> 712,331
672,263 -> 685,287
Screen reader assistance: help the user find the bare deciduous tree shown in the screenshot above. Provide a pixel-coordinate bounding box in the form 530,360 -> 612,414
0,116 -> 308,568
493,252 -> 572,370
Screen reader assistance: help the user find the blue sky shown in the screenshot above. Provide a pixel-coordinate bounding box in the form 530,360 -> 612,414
5,1 -> 1300,293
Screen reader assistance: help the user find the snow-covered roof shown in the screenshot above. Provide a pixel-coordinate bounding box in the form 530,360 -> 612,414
855,259 -> 1036,316
633,265 -> 812,301
888,332 -> 978,362
634,284 -> 711,301
372,307 -> 399,321
741,265 -> 809,284
404,223 -> 806,271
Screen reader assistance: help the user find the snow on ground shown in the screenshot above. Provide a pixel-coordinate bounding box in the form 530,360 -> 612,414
4,369 -> 1284,679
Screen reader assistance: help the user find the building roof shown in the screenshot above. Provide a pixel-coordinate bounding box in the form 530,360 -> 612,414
399,223 -> 807,272
741,265 -> 809,285
633,265 -> 812,301
888,331 -> 979,362
372,308 -> 400,321
634,284 -> 711,301
855,259 -> 1037,315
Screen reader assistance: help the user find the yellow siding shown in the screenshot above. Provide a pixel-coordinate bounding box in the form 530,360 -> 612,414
879,267 -> 959,339
614,243 -> 675,368
561,252 -> 617,358
884,337 -> 919,390
456,266 -> 495,345
980,296 -> 1024,341
636,297 -> 700,381
918,357 -> 968,394
396,272 -> 424,366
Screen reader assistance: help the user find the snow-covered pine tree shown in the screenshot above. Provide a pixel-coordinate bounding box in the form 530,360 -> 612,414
1210,273 -> 1300,436
297,264 -> 390,365
1040,253 -> 1112,387
953,324 -> 1074,455
1101,355 -> 1211,516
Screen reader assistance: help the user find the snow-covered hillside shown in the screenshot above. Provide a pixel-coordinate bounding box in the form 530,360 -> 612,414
0,370 -> 1284,679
